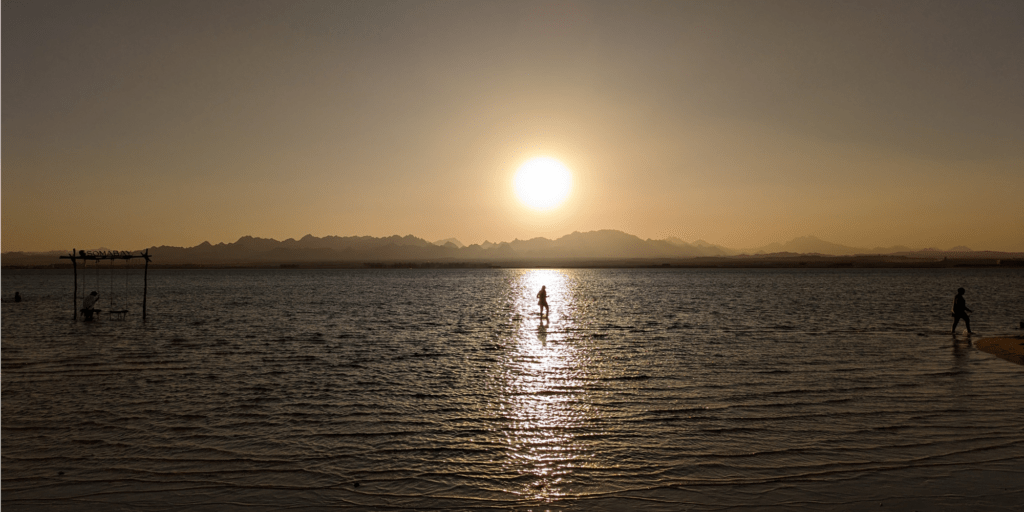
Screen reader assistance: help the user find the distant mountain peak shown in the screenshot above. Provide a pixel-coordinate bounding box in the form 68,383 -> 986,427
236,235 -> 277,243
754,236 -> 862,256
433,238 -> 464,248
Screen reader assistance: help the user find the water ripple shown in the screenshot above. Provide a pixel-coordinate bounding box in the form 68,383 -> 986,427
3,268 -> 1023,510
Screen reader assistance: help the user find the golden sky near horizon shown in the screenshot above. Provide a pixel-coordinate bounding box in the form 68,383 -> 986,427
3,0 -> 1023,252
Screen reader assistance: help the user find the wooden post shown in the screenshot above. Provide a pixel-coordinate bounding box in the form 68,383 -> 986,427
142,249 -> 149,321
72,249 -> 78,321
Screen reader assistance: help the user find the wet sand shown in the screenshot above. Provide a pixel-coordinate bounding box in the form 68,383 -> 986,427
975,336 -> 1024,366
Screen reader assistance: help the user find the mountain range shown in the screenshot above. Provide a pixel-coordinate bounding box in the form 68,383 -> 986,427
3,231 -> 1021,267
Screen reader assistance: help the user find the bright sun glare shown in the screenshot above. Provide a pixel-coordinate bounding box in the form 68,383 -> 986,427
513,157 -> 572,211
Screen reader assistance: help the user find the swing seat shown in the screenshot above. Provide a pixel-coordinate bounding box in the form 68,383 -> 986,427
109,310 -> 129,320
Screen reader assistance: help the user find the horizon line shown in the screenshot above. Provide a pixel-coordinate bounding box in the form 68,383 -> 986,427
2,229 -> 1016,256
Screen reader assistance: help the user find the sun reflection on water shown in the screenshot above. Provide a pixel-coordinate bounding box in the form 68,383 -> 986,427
497,269 -> 598,502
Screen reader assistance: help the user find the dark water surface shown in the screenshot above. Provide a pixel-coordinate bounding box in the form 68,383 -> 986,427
3,268 -> 1023,511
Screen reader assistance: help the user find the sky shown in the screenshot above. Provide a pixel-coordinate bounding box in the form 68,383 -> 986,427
3,0 -> 1023,253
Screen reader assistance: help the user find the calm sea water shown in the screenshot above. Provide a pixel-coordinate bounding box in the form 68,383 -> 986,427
3,268 -> 1023,511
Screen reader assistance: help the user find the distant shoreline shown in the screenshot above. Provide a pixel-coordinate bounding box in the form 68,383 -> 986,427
4,256 -> 1023,270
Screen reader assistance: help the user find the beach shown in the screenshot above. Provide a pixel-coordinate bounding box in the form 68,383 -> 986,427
975,336 -> 1024,366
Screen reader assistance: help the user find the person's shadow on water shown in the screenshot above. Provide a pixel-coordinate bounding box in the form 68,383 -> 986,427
953,337 -> 970,363
950,337 -> 973,391
952,334 -> 976,369
537,318 -> 548,344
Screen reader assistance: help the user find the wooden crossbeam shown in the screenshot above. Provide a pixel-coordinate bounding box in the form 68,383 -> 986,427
60,253 -> 151,261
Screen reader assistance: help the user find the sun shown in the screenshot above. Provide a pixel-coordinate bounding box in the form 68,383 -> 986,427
513,157 -> 573,211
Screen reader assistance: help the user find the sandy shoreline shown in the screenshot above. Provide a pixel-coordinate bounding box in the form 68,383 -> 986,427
975,336 -> 1024,366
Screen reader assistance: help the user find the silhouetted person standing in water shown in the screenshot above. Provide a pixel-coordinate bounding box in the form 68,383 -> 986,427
537,285 -> 549,318
14,291 -> 21,302
82,291 -> 99,321
951,287 -> 973,335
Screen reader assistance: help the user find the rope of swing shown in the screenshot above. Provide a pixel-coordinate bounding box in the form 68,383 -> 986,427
78,253 -> 136,316
81,259 -> 86,311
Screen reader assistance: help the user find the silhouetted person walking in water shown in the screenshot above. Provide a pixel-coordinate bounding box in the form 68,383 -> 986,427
14,292 -> 21,302
537,286 -> 549,317
951,287 -> 973,335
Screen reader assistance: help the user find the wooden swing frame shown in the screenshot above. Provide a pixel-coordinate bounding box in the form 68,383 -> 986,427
60,249 -> 152,321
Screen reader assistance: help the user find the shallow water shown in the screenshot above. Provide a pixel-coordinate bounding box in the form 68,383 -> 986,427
3,268 -> 1023,510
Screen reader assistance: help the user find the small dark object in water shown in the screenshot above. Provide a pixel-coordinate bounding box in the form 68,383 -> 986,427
58,471 -> 64,475
1020,321 -> 1023,329
14,292 -> 22,302
354,482 -> 359,487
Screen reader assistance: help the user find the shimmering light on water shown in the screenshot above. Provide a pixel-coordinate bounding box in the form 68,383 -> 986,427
3,268 -> 1023,511
501,270 -> 593,501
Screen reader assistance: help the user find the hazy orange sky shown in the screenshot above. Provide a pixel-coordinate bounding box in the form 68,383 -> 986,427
3,0 -> 1022,252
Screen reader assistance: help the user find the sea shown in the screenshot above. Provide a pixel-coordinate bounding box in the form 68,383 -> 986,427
2,268 -> 1023,511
